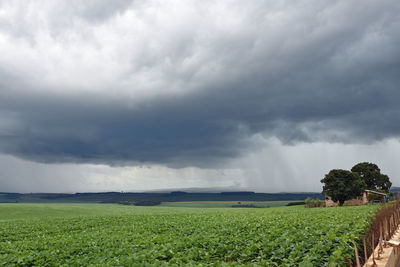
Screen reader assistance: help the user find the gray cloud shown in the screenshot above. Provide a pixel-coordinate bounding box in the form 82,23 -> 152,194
0,0 -> 400,168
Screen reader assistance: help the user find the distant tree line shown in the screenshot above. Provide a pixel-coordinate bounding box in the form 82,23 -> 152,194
1,192 -> 325,203
286,201 -> 306,206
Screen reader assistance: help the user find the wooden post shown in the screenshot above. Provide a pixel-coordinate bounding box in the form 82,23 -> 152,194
394,215 -> 397,231
390,216 -> 392,236
383,219 -> 387,243
363,237 -> 368,263
354,242 -> 361,267
372,234 -> 376,264
392,215 -> 395,234
397,210 -> 400,224
387,217 -> 390,239
393,215 -> 395,233
378,224 -> 383,257
391,216 -> 393,236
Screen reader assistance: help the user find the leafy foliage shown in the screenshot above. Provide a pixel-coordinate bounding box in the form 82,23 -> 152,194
351,162 -> 392,192
321,169 -> 366,206
0,204 -> 376,266
305,198 -> 325,208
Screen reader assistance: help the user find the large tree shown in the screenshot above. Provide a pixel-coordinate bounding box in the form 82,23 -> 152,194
351,162 -> 391,192
321,169 -> 366,206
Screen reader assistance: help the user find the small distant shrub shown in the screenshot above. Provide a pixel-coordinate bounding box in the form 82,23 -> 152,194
305,197 -> 325,208
231,204 -> 260,208
119,200 -> 161,206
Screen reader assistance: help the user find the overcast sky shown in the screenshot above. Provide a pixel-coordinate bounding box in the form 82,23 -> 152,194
1,0 -> 400,193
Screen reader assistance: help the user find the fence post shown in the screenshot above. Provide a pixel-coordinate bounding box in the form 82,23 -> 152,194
392,215 -> 395,235
378,224 -> 383,258
383,219 -> 387,244
363,237 -> 367,263
372,234 -> 376,265
354,242 -> 361,267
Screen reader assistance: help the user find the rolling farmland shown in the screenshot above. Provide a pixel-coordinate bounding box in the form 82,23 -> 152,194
0,204 -> 376,266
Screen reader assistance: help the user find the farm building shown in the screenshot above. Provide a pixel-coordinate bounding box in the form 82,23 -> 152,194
325,190 -> 387,207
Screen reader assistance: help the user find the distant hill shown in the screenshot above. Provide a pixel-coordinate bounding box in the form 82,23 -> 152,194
0,191 -> 325,203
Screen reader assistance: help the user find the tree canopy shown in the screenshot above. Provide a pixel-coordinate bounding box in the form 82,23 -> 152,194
321,169 -> 366,206
351,162 -> 391,192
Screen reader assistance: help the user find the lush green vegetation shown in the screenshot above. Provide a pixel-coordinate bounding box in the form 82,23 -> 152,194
305,198 -> 325,208
0,204 -> 376,266
160,201 -> 290,208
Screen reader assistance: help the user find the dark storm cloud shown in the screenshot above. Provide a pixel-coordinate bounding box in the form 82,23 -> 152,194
0,89 -> 253,167
1,0 -> 400,167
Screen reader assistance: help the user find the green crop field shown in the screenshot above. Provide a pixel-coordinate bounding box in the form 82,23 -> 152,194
0,204 -> 377,266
